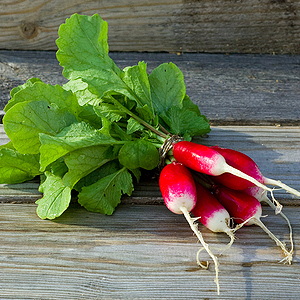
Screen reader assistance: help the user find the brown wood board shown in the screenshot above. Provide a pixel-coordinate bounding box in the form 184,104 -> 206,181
1,0 -> 300,54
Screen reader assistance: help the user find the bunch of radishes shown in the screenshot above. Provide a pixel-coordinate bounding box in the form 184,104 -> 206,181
159,141 -> 297,295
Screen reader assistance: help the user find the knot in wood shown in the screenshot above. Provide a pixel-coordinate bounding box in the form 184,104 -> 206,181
21,22 -> 38,39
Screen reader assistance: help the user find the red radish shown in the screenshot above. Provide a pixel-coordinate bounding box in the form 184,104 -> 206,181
172,141 -> 283,213
213,185 -> 293,264
211,145 -> 300,198
210,146 -> 263,190
159,161 -> 220,295
159,161 -> 197,214
244,186 -> 268,202
192,183 -> 235,248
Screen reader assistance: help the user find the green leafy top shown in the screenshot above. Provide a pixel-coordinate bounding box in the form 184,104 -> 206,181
1,13 -> 210,219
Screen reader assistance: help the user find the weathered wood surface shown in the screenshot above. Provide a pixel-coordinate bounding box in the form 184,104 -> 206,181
0,48 -> 300,298
1,51 -> 300,125
1,124 -> 300,205
0,203 -> 298,299
1,0 -> 300,54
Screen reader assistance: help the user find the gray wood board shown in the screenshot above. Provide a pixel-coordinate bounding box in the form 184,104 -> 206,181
1,51 -> 300,125
1,0 -> 300,54
1,124 -> 300,205
0,203 -> 298,299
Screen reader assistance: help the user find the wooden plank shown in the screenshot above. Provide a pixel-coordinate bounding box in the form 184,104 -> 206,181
0,203 -> 298,299
1,125 -> 300,205
0,0 -> 300,54
1,51 -> 300,125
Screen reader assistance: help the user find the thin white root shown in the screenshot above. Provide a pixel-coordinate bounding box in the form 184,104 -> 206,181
261,194 -> 294,261
269,190 -> 283,215
197,229 -> 235,258
224,165 -> 283,214
225,214 -> 292,264
232,216 -> 256,232
180,206 -> 220,295
224,229 -> 236,250
263,177 -> 300,198
196,257 -> 209,270
252,218 -> 293,264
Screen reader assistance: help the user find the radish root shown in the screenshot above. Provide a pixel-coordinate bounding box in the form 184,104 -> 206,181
252,218 -> 293,264
224,165 -> 283,214
231,215 -> 292,263
196,227 -> 235,258
196,215 -> 261,267
260,194 -> 294,258
180,206 -> 220,295
263,177 -> 300,198
196,229 -> 235,270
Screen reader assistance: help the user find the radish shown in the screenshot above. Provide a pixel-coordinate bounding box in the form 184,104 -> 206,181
211,145 -> 300,198
172,141 -> 283,213
192,183 -> 235,248
213,185 -> 293,264
159,161 -> 220,294
159,161 -> 197,214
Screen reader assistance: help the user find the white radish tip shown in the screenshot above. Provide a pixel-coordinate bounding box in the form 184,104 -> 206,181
165,193 -> 196,214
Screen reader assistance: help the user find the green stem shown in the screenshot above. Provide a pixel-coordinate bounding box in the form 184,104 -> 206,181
159,124 -> 171,136
108,95 -> 168,139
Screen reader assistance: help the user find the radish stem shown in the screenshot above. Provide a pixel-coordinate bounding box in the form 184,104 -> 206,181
108,95 -> 168,139
159,124 -> 172,136
180,206 -> 220,295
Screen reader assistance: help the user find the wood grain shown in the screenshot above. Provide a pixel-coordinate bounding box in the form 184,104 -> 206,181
0,0 -> 300,54
0,203 -> 298,299
1,51 -> 300,125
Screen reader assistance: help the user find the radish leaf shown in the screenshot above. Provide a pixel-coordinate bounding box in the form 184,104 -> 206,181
36,171 -> 72,219
0,145 -> 41,184
3,100 -> 77,154
63,145 -> 117,187
56,14 -> 133,101
74,160 -> 120,192
162,106 -> 210,137
127,118 -> 144,135
122,61 -> 154,116
4,78 -> 42,112
78,167 -> 133,214
56,14 -> 121,80
39,121 -> 120,171
118,140 -> 160,170
149,62 -> 186,114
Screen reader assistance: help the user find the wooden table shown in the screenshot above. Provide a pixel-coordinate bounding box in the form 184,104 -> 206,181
1,0 -> 300,54
0,51 -> 299,299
